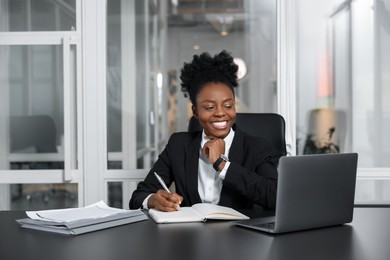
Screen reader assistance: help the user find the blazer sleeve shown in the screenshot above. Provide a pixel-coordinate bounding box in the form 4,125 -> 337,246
128,136 -> 176,209
222,135 -> 279,209
129,132 -> 197,209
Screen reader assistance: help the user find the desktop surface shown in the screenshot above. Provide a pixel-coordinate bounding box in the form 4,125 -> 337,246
0,207 -> 389,260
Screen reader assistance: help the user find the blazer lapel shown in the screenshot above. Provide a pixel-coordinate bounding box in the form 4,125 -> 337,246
185,132 -> 203,205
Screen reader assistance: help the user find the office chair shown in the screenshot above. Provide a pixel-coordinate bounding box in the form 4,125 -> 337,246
188,112 -> 287,158
10,115 -> 75,205
10,115 -> 58,154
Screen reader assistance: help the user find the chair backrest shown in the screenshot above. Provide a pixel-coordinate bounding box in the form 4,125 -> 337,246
188,113 -> 287,157
10,115 -> 57,153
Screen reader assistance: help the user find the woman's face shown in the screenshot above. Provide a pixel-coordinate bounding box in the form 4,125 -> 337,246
193,82 -> 236,139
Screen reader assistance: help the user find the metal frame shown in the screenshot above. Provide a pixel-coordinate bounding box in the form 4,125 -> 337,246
277,0 -> 297,156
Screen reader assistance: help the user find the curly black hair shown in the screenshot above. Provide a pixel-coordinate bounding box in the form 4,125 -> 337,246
180,50 -> 239,106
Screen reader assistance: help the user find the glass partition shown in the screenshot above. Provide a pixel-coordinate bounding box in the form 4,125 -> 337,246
106,0 -> 277,170
0,0 -> 80,210
1,45 -> 70,170
351,0 -> 390,167
10,183 -> 77,210
0,0 -> 76,32
1,43 -> 79,209
296,0 -> 390,204
296,0 -> 390,166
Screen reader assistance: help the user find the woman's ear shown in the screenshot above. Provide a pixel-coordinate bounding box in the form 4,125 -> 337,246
192,105 -> 198,118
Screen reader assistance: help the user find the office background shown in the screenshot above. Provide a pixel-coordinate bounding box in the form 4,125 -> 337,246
0,0 -> 389,211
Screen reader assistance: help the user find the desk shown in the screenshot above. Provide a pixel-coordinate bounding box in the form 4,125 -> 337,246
0,208 -> 389,260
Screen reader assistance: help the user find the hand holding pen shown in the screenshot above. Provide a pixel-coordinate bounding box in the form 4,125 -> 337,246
148,172 -> 183,212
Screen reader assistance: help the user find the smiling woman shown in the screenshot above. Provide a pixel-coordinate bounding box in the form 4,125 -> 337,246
129,51 -> 282,213
181,51 -> 238,140
195,82 -> 236,138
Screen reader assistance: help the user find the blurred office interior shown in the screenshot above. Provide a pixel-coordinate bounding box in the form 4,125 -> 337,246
0,0 -> 389,210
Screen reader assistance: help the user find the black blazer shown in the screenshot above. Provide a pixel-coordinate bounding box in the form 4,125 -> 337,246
129,127 -> 280,211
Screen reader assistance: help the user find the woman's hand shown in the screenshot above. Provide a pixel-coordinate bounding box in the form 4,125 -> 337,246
147,189 -> 183,212
202,137 -> 225,164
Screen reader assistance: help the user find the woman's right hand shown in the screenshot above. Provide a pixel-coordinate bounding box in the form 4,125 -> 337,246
147,189 -> 183,212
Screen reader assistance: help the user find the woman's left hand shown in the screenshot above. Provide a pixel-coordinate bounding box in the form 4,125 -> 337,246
202,137 -> 225,164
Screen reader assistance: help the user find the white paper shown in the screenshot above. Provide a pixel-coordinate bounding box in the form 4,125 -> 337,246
26,201 -> 131,223
191,203 -> 249,219
148,203 -> 249,223
148,207 -> 205,223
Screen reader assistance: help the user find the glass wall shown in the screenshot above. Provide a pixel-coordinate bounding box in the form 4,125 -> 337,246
10,183 -> 77,210
0,0 -> 79,210
1,0 -> 76,32
351,0 -> 390,167
2,0 -> 389,209
5,45 -> 64,171
106,0 -> 278,170
297,0 -> 390,165
296,0 -> 390,204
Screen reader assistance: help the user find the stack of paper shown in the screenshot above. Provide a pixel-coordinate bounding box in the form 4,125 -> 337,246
16,201 -> 147,235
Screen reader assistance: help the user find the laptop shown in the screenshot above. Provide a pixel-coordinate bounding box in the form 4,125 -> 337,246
234,153 -> 358,234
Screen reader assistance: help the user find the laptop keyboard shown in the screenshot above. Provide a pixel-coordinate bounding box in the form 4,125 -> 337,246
255,222 -> 275,229
240,218 -> 275,229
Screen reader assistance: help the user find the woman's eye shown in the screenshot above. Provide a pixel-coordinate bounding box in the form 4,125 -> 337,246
224,104 -> 233,109
205,106 -> 214,110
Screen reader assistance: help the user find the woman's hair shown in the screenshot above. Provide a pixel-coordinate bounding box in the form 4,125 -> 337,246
180,50 -> 239,106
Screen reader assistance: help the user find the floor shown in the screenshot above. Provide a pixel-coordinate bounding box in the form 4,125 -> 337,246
10,183 -> 123,210
11,185 -> 78,211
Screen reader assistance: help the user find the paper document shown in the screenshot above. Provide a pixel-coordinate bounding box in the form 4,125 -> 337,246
26,201 -> 133,223
17,201 -> 148,235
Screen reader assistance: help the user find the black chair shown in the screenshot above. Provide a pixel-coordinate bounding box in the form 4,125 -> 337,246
188,112 -> 287,157
10,115 -> 76,205
10,115 -> 57,153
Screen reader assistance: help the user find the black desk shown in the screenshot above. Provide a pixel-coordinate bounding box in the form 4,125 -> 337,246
1,208 -> 389,260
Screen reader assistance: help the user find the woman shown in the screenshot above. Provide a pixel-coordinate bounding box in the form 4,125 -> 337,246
129,50 -> 280,212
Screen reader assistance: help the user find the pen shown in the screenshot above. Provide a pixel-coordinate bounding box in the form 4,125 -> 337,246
154,172 -> 171,193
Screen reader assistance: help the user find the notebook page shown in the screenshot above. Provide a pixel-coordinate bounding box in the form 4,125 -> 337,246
191,203 -> 249,220
148,207 -> 205,223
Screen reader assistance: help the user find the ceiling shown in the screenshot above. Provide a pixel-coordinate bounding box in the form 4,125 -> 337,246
165,0 -> 246,35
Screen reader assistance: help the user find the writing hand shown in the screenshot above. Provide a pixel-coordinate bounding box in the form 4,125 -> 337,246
148,189 -> 183,212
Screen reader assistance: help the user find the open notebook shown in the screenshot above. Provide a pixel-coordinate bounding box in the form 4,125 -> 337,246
148,203 -> 249,224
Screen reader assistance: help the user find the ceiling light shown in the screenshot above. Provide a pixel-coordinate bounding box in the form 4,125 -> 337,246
234,58 -> 247,80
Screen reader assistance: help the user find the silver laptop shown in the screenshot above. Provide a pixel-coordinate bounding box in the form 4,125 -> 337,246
234,153 -> 358,234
